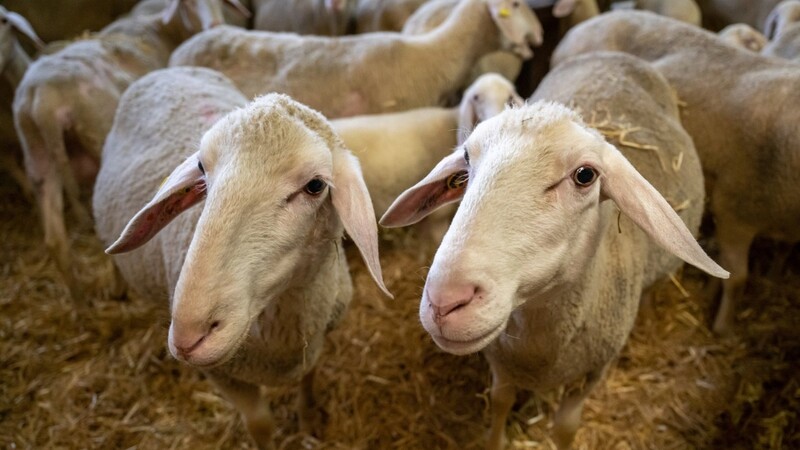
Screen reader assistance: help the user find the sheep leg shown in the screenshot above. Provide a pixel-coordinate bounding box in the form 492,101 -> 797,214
297,368 -> 324,435
551,366 -> 606,450
486,367 -> 517,450
712,222 -> 755,335
207,373 -> 274,450
0,151 -> 34,201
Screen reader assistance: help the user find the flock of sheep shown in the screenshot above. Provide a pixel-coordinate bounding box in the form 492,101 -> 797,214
1,0 -> 798,448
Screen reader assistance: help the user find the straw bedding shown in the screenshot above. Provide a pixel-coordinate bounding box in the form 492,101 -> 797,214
1,168 -> 798,449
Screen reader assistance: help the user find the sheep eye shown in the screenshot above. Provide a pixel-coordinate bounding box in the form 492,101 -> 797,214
0,18 -> 7,24
304,178 -> 327,195
463,148 -> 470,164
197,160 -> 205,174
573,166 -> 597,186
512,1 -> 520,7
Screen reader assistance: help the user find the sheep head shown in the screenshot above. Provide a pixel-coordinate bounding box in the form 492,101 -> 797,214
381,101 -> 727,355
486,0 -> 543,59
108,94 -> 390,368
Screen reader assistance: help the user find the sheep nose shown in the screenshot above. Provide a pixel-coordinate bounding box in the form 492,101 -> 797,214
171,320 -> 219,358
429,283 -> 478,323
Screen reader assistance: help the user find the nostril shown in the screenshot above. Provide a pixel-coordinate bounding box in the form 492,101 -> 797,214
210,320 -> 220,331
174,320 -> 220,357
432,285 -> 479,319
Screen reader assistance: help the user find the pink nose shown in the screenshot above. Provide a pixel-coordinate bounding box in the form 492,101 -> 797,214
428,283 -> 478,323
172,320 -> 219,358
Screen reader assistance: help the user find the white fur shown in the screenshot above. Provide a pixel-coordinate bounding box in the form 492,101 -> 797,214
762,0 -> 800,62
251,0 -> 357,35
718,23 -> 768,51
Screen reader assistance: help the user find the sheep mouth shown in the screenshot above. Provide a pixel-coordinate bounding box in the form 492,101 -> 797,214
431,322 -> 506,356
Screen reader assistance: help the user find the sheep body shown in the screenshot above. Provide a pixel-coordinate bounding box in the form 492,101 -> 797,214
381,51 -> 724,449
717,23 -> 768,51
355,0 -> 431,33
95,70 -> 387,446
553,10 -> 800,333
169,0 -> 542,118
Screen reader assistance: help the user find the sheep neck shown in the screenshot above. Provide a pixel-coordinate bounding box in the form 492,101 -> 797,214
421,0 -> 500,64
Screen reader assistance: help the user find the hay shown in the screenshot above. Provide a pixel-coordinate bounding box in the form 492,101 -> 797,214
1,171 -> 798,449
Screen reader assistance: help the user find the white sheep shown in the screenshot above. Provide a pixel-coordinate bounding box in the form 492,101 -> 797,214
717,23 -> 768,51
94,71 -> 390,446
251,0 -> 356,35
0,7 -> 43,199
333,73 -> 523,218
169,0 -> 543,118
381,52 -> 728,449
13,0 -> 236,298
553,11 -> 800,334
763,0 -> 800,61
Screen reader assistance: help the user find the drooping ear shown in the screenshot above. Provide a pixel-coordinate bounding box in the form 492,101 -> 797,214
764,1 -> 800,38
162,0 -> 182,25
224,0 -> 252,18
457,96 -> 478,146
380,150 -> 468,228
486,1 -> 543,59
6,11 -> 45,49
599,143 -> 729,279
330,147 -> 393,298
552,0 -> 578,18
106,152 -> 206,255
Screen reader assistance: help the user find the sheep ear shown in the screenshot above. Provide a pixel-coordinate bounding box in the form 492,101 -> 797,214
224,0 -> 252,18
162,0 -> 181,25
599,143 -> 729,279
487,1 -> 542,58
6,11 -> 44,49
106,152 -> 206,255
552,0 -> 578,17
457,96 -> 478,146
331,148 -> 393,298
380,150 -> 468,228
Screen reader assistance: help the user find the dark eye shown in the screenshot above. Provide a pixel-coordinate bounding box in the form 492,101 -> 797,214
304,178 -> 327,195
512,1 -> 520,7
464,148 -> 470,164
573,166 -> 596,186
472,93 -> 480,101
197,160 -> 205,174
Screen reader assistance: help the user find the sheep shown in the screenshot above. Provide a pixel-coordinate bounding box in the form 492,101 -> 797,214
380,52 -> 728,450
94,70 -> 390,446
252,0 -> 356,35
0,7 -> 43,199
169,0 -> 543,118
354,0 -> 431,33
763,0 -> 800,62
717,23 -> 768,51
332,72 -> 523,219
694,0 -> 782,31
552,10 -> 800,334
12,0 -> 236,299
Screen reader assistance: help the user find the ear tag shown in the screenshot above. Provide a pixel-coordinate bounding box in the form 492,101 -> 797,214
446,171 -> 469,190
499,7 -> 511,17
159,176 -> 169,189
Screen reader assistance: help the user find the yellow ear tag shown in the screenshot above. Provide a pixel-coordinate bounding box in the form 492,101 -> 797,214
499,7 -> 511,17
158,176 -> 168,189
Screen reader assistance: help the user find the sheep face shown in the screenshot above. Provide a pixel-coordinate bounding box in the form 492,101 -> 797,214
381,101 -> 727,355
108,95 -> 388,368
486,0 -> 544,58
0,7 -> 43,71
458,73 -> 524,145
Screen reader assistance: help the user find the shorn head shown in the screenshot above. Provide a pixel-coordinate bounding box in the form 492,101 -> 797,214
108,94 -> 389,368
381,101 -> 728,355
0,7 -> 44,71
458,73 -> 524,145
161,0 -> 250,32
485,0 -> 544,58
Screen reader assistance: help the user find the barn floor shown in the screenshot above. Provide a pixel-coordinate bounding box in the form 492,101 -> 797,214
1,172 -> 798,450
